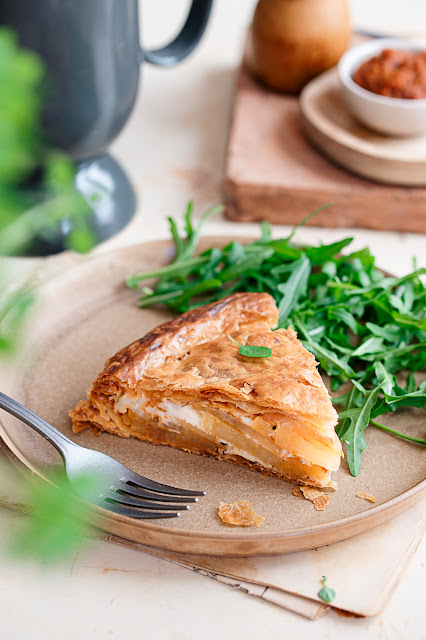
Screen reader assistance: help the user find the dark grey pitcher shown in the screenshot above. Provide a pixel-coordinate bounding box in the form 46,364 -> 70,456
0,0 -> 213,250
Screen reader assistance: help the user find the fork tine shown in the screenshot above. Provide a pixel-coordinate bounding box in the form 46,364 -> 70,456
105,493 -> 189,511
104,503 -> 180,519
117,483 -> 199,503
124,472 -> 206,497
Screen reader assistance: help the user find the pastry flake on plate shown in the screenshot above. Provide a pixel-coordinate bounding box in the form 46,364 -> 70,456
218,501 -> 264,527
70,292 -> 342,488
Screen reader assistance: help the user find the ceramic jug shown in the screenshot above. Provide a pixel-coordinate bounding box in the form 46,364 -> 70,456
0,0 -> 213,250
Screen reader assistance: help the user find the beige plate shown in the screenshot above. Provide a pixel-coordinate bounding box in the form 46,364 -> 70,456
0,239 -> 425,557
300,68 -> 426,186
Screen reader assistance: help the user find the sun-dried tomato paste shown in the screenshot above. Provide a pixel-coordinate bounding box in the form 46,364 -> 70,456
353,49 -> 426,99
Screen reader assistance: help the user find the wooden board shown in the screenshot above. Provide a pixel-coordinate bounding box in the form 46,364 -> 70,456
224,61 -> 426,232
301,69 -> 426,187
0,240 -> 424,557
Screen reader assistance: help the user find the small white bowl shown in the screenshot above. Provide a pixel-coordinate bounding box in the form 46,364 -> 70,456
338,38 -> 426,137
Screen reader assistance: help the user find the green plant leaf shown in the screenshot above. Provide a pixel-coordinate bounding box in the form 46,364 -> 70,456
9,471 -> 99,563
318,576 -> 336,603
338,384 -> 383,476
277,255 -> 311,323
228,334 -> 272,358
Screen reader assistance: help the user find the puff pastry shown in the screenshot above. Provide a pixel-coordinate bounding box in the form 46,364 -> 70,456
69,292 -> 342,488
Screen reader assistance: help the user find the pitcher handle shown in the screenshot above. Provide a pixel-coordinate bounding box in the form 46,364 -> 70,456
140,0 -> 213,67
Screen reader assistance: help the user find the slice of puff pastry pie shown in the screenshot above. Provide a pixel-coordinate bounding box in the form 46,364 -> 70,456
69,292 -> 342,488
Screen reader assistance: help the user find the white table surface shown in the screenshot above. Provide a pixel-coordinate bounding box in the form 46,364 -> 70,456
1,1 -> 426,638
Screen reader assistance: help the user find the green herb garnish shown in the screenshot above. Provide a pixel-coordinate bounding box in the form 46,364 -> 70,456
228,334 -> 272,358
318,576 -> 336,603
127,203 -> 426,475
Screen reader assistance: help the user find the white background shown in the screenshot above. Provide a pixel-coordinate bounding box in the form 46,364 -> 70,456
1,1 -> 425,638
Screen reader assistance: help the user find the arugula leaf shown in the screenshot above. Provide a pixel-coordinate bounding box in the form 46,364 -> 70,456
338,384 -> 383,476
370,419 -> 426,445
374,362 -> 395,395
295,316 -> 355,379
306,237 -> 353,264
392,312 -> 426,332
328,307 -> 360,335
351,336 -> 384,357
277,255 -> 311,323
286,202 -> 333,242
178,204 -> 224,263
126,256 -> 209,289
260,220 -> 271,242
335,383 -> 358,440
365,322 -> 401,342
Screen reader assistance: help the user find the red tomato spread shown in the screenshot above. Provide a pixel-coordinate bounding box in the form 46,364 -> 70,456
353,48 -> 426,99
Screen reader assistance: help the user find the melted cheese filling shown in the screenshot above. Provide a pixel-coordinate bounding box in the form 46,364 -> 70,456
116,394 -> 275,468
114,392 -> 343,487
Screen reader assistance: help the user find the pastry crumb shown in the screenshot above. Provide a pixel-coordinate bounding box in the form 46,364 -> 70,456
218,500 -> 264,527
357,491 -> 376,503
300,487 -> 331,511
293,487 -> 300,497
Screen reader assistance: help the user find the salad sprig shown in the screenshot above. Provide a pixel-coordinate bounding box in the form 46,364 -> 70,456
126,203 -> 426,475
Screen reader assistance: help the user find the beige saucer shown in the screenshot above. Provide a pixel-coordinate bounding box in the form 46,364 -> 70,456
300,68 -> 426,186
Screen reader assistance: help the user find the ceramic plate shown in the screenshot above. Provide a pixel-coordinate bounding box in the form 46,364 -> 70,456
0,239 -> 425,556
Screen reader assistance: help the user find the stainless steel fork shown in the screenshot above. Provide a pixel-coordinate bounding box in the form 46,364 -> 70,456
0,392 -> 205,519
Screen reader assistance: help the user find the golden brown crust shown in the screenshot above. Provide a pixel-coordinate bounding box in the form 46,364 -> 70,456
103,292 -> 279,385
75,292 -> 336,423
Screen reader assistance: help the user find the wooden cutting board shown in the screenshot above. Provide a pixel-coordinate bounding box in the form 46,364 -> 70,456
224,56 -> 426,232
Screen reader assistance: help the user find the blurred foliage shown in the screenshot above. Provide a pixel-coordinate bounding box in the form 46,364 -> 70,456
7,469 -> 100,564
0,27 -> 97,357
0,27 -> 95,256
0,30 -> 100,565
0,280 -> 35,355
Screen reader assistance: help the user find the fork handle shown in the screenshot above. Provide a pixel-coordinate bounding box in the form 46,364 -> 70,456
0,391 -> 76,458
